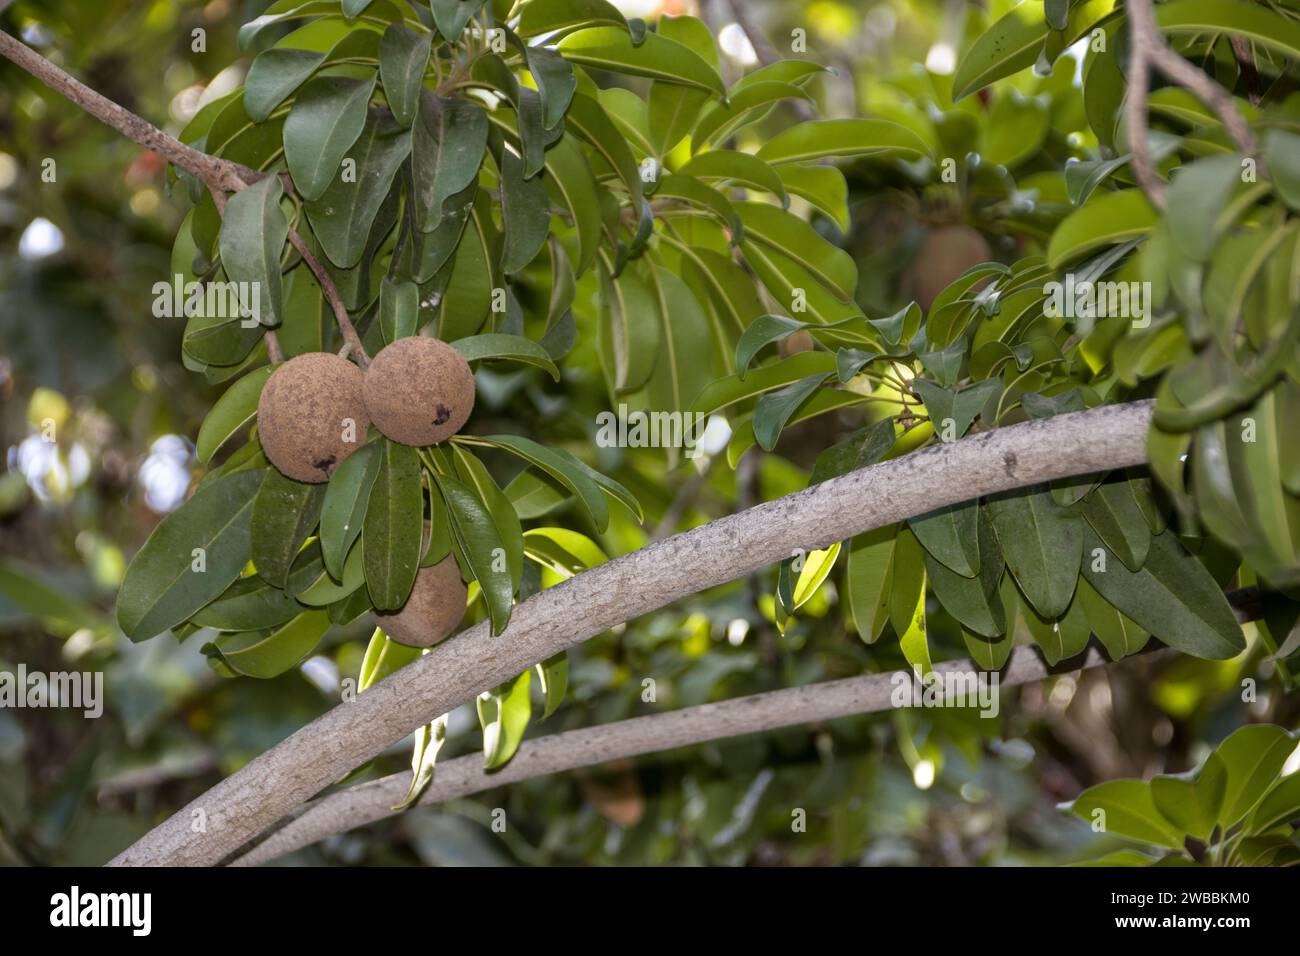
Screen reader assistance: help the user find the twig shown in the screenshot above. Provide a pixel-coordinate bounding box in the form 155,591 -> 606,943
1125,0 -> 1258,211
0,28 -> 368,366
724,0 -> 816,122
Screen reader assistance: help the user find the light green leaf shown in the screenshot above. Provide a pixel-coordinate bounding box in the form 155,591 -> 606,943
452,333 -> 561,381
756,119 -> 930,165
1066,779 -> 1187,849
204,609 -> 332,678
1214,724 -> 1297,827
1047,189 -> 1157,268
1152,754 -> 1227,843
196,366 -> 273,464
557,27 -> 724,94
478,670 -> 532,769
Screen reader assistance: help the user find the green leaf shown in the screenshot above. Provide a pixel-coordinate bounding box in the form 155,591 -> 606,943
657,174 -> 743,243
245,48 -> 326,123
460,434 -> 608,532
1081,528 -> 1245,660
523,526 -> 608,577
910,499 -> 981,579
438,474 -> 513,635
792,542 -> 841,610
1166,154 -> 1246,264
251,469 -> 325,588
499,147 -> 551,274
430,0 -> 484,41
452,445 -> 524,597
1156,0 -> 1300,63
304,108 -> 411,269
1024,589 -> 1091,665
846,525 -> 895,644
1076,575 -> 1149,660
987,486 -> 1082,619
192,572 -> 307,631
378,23 -> 431,127
1151,754 -> 1227,843
364,440 -> 423,610
564,93 -> 643,211
677,150 -> 788,204
393,711 -> 450,811
539,133 -> 602,275
116,470 -> 265,641
753,373 -> 828,451
284,75 -> 376,201
911,378 -> 1001,441
778,163 -> 850,233
535,651 -> 568,719
953,0 -> 1117,101
1246,771 -> 1300,836
692,81 -> 813,151
519,0 -> 626,36
809,417 -> 896,485
643,263 -> 714,418
891,528 -> 931,675
478,670 -> 532,769
1081,478 -> 1152,572
557,27 -> 723,95
1047,189 -> 1157,268
295,534 -> 366,604
219,175 -> 289,327
925,507 -> 1006,638
525,45 -> 577,130
411,90 -> 489,232
452,333 -> 560,381
319,440 -> 380,580
436,196 -> 497,339
646,15 -> 716,153
378,276 -> 419,344
736,202 -> 856,301
756,119 -> 930,165
735,314 -> 810,376
1264,129 -> 1300,212
358,626 -> 421,691
598,264 -> 659,392
1214,724 -> 1297,827
196,366 -> 273,464
204,609 -> 331,678
1066,779 -> 1187,849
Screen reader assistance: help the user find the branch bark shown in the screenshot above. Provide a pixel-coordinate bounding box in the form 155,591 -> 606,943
231,644 -> 1173,865
109,401 -> 1154,865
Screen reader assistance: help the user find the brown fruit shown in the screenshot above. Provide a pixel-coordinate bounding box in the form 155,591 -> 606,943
906,224 -> 993,310
257,352 -> 370,483
375,554 -> 467,647
362,336 -> 475,446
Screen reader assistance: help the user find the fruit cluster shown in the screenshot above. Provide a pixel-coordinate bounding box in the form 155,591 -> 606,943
257,337 -> 475,646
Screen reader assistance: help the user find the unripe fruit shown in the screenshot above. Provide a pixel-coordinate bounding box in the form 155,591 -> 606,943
362,336 -> 475,446
375,554 -> 467,647
906,224 -> 992,309
257,352 -> 370,483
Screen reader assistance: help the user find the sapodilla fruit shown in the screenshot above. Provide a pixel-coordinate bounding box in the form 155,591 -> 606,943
375,554 -> 467,647
257,352 -> 369,483
363,336 -> 475,446
906,224 -> 992,310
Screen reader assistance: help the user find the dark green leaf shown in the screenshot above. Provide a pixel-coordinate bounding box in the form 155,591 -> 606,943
364,440 -> 423,610
251,469 -> 325,588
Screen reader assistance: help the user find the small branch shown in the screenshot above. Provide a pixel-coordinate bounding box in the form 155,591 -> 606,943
1127,0 -> 1258,188
287,230 -> 370,366
110,401 -> 1157,866
1125,17 -> 1167,210
0,28 -> 368,367
724,0 -> 816,122
233,643 -> 1187,865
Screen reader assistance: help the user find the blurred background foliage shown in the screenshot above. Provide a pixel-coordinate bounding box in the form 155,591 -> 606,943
0,0 -> 1295,867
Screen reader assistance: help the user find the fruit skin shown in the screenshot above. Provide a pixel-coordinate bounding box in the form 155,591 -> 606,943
363,336 -> 475,446
904,224 -> 992,309
257,352 -> 370,483
375,554 -> 467,647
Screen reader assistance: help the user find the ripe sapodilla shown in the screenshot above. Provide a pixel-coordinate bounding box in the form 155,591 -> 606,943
257,352 -> 369,483
375,554 -> 467,647
363,336 -> 475,446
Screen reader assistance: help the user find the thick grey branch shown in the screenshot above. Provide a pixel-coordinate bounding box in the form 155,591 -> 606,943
232,644 -> 1175,865
110,401 -> 1154,866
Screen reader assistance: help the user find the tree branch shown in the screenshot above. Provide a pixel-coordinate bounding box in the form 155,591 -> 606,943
723,0 -> 816,122
1125,0 -> 1258,211
109,401 -> 1155,866
230,644 -> 1172,865
0,28 -> 370,365
236,586 -> 1265,865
